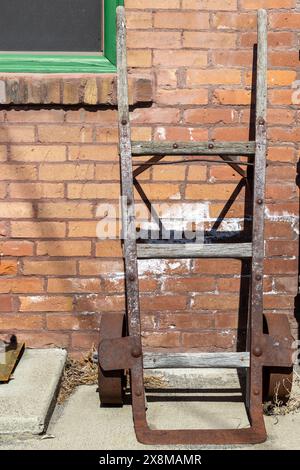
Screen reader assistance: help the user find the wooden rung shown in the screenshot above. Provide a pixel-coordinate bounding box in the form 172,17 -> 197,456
137,243 -> 252,259
132,141 -> 255,156
143,351 -> 250,369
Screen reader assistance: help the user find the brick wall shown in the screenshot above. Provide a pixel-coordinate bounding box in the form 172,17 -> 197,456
0,0 -> 299,357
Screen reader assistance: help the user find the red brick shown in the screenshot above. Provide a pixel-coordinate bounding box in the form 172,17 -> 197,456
74,295 -> 125,313
156,89 -> 208,106
142,331 -> 181,348
266,184 -> 296,201
183,32 -> 236,49
0,241 -> 33,257
217,278 -> 241,292
213,12 -> 256,30
240,0 -> 295,9
213,89 -> 251,105
186,184 -> 238,200
79,259 -> 124,276
0,126 -> 35,143
11,221 -> 66,238
269,51 -> 299,68
38,126 -> 93,143
265,221 -> 295,239
9,182 -> 64,199
163,277 -> 216,292
0,164 -> 37,180
182,330 -> 236,350
212,50 -> 253,67
193,259 -> 241,275
47,278 -> 101,294
0,261 -> 18,276
268,147 -> 296,163
183,0 -> 237,9
154,11 -> 209,29
274,276 -> 298,295
36,241 -> 91,257
264,258 -> 298,275
95,241 -> 123,258
0,314 -> 44,330
0,278 -> 44,294
141,295 -> 187,312
22,260 -> 76,276
128,31 -> 181,49
215,313 -> 240,329
264,295 -> 294,309
241,32 -> 295,48
209,166 -> 241,181
266,240 -> 298,257
6,110 -> 64,123
67,183 -> 120,200
69,145 -> 118,162
154,50 -> 207,67
0,295 -> 13,312
46,314 -> 100,331
19,295 -> 73,312
17,332 -> 70,348
192,294 -> 239,310
184,108 -> 238,125
159,313 -> 212,330
39,163 -> 94,181
10,145 -> 66,162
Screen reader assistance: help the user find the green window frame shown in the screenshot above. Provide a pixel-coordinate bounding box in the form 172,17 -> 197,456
0,0 -> 124,74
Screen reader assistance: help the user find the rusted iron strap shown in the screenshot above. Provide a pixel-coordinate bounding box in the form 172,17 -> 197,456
254,334 -> 294,368
99,336 -> 142,371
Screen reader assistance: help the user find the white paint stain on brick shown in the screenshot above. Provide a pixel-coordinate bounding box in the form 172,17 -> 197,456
0,81 -> 6,104
188,128 -> 194,141
138,259 -> 189,276
156,127 -> 166,140
265,207 -> 299,235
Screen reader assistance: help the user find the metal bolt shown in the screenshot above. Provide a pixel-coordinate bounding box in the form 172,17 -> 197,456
255,274 -> 262,281
121,119 -> 127,126
253,346 -> 263,357
135,389 -> 142,397
131,346 -> 142,358
128,273 -> 136,282
208,143 -> 214,149
258,118 -> 265,126
253,389 -> 260,396
173,143 -> 178,149
257,198 -> 263,205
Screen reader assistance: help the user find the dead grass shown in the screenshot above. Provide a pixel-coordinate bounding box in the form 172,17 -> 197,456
263,370 -> 300,416
57,349 -> 98,404
58,350 -> 167,404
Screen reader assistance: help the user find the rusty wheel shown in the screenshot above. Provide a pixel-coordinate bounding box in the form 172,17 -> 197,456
263,313 -> 293,404
98,313 -> 126,406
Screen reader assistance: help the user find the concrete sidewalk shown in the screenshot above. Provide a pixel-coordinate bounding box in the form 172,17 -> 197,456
0,369 -> 300,450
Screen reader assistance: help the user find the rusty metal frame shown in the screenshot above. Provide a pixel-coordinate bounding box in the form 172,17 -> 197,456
98,6 -> 294,445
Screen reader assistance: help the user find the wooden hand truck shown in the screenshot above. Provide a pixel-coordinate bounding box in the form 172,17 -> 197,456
98,7 -> 294,445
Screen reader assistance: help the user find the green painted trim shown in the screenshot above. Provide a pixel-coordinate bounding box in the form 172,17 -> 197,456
0,0 -> 124,73
105,0 -> 124,66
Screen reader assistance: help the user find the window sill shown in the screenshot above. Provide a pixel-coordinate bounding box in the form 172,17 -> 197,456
0,73 -> 153,106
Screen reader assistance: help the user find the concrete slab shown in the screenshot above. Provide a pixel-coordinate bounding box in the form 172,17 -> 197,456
0,368 -> 299,450
0,348 -> 67,435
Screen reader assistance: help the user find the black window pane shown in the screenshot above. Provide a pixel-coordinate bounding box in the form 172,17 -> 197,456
0,0 -> 102,52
